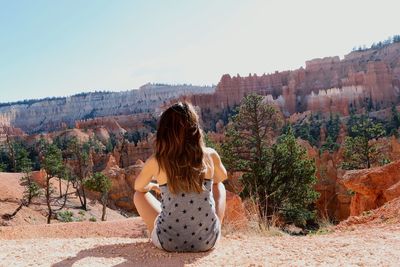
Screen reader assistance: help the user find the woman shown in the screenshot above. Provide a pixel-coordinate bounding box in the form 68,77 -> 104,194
134,102 -> 227,252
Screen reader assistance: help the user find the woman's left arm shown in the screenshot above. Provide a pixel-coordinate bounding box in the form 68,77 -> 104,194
134,156 -> 160,193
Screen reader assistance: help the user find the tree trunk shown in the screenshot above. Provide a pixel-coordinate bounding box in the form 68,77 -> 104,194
59,177 -> 62,198
57,180 -> 70,210
27,175 -> 32,206
101,194 -> 107,221
76,183 -> 84,207
6,134 -> 16,172
3,199 -> 27,220
46,176 -> 52,224
82,185 -> 87,211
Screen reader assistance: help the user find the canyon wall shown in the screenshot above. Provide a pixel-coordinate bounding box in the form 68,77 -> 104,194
0,84 -> 214,133
189,43 -> 400,120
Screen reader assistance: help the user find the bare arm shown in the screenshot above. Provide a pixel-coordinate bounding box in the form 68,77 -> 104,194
209,148 -> 228,183
134,156 -> 160,193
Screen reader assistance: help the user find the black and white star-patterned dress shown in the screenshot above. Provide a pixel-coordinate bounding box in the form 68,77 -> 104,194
152,179 -> 221,252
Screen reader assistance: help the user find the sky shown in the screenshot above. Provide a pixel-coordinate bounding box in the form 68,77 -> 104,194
0,0 -> 399,103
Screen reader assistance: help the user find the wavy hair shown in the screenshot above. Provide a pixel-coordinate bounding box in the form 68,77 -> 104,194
155,102 -> 205,194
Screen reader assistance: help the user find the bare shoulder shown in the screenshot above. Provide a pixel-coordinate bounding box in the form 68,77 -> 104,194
142,155 -> 159,171
145,154 -> 157,164
204,147 -> 227,182
203,147 -> 220,159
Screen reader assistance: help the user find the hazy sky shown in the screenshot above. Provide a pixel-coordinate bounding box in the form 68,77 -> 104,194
1,0 -> 399,103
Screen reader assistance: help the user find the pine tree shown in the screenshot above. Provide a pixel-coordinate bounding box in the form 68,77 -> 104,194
321,113 -> 341,153
342,115 -> 386,169
65,137 -> 92,210
41,143 -> 64,224
2,146 -> 42,220
84,172 -> 111,221
309,114 -> 321,147
17,147 -> 41,205
386,105 -> 400,136
326,113 -> 340,142
221,94 -> 318,226
221,93 -> 282,174
269,128 -> 319,225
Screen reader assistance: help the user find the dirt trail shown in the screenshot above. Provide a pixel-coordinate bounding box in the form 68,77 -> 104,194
1,219 -> 400,266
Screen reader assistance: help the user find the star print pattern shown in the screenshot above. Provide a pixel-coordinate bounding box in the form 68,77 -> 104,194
154,179 -> 220,252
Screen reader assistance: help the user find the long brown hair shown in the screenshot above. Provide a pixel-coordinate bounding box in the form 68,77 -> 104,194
155,102 -> 205,194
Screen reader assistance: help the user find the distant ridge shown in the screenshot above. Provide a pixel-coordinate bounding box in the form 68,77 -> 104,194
0,83 -> 214,133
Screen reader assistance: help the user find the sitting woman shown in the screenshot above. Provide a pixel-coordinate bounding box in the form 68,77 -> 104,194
134,102 -> 227,252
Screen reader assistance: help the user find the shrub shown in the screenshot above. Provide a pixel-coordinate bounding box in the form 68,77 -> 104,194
57,211 -> 74,222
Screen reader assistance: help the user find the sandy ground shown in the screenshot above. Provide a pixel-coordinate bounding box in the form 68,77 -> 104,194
1,219 -> 400,267
2,172 -> 400,266
0,172 -> 126,227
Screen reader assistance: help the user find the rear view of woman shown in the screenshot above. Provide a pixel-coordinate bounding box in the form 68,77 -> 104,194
134,102 -> 227,252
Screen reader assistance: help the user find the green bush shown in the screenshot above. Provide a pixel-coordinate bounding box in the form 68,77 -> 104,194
57,211 -> 74,222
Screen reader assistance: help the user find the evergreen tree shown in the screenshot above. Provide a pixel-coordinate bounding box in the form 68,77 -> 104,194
268,128 -> 319,225
105,138 -> 114,153
0,162 -> 5,172
221,93 -> 282,175
2,147 -> 42,220
65,137 -> 92,210
342,115 -> 386,169
5,133 -> 16,172
221,94 -> 318,226
326,113 -> 340,142
386,105 -> 400,136
296,121 -> 311,143
84,172 -> 111,221
320,136 -> 340,153
16,147 -> 41,205
309,114 -> 321,147
321,113 -> 341,153
41,143 -> 64,224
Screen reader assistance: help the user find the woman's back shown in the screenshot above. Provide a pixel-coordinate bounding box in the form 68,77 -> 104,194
133,102 -> 227,252
155,179 -> 220,252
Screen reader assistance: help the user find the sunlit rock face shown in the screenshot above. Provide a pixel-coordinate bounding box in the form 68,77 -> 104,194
341,159 -> 400,216
298,136 -> 400,221
0,84 -> 214,133
188,43 -> 400,119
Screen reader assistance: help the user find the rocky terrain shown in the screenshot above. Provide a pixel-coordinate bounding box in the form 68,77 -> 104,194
1,164 -> 400,266
187,42 -> 400,122
0,172 -> 127,227
1,166 -> 400,266
0,83 -> 214,133
299,136 -> 400,221
1,40 -> 400,266
0,205 -> 399,266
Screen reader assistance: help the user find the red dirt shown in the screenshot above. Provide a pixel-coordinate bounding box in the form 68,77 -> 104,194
336,196 -> 400,230
2,172 -> 400,266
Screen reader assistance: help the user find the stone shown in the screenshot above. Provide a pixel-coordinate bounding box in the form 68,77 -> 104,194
341,160 -> 400,216
186,42 -> 400,121
0,84 -> 214,133
98,154 -> 142,212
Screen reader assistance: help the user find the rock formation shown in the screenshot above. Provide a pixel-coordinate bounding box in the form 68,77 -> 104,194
96,153 -> 248,228
0,84 -> 214,133
97,154 -> 143,212
297,139 -> 351,221
341,159 -> 400,216
298,135 -> 400,221
187,43 -> 400,121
